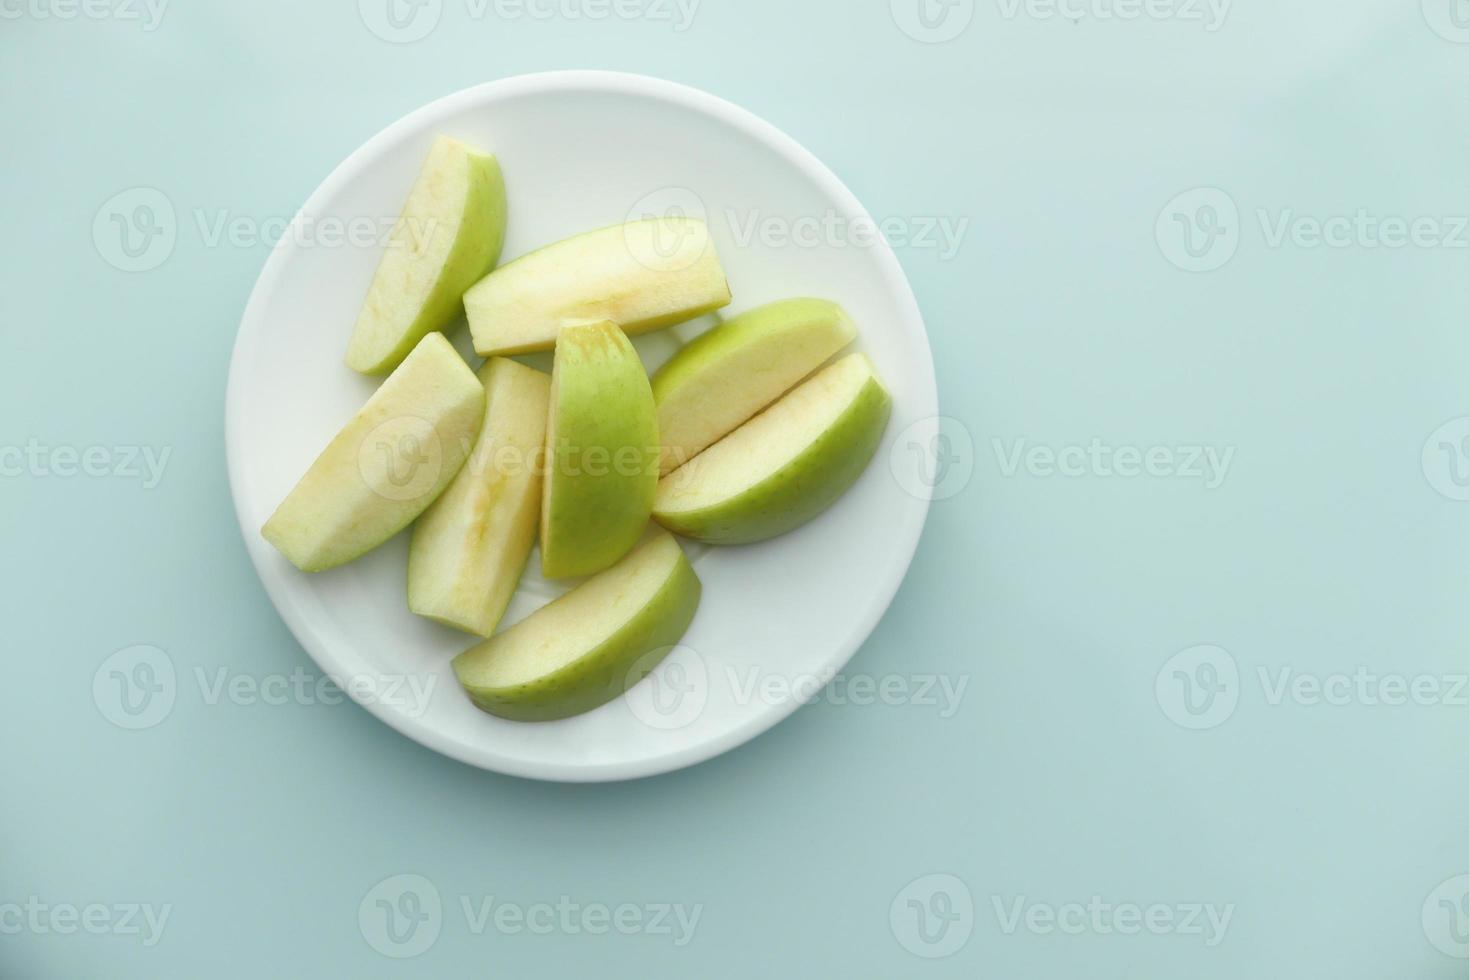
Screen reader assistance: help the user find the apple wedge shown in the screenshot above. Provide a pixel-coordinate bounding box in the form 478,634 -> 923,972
346,136 -> 507,375
653,298 -> 857,475
654,353 -> 891,544
262,333 -> 484,572
453,529 -> 701,721
541,320 -> 659,579
407,358 -> 550,636
464,218 -> 731,356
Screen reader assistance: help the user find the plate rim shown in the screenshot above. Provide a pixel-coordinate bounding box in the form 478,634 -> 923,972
224,70 -> 937,782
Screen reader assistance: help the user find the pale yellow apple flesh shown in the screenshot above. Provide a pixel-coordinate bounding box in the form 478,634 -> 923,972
464,218 -> 731,356
652,297 -> 857,475
541,320 -> 659,579
453,529 -> 701,721
262,333 -> 485,572
654,353 -> 891,545
346,136 -> 507,376
407,357 -> 550,636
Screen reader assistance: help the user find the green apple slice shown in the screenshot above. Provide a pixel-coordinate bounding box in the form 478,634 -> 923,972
262,333 -> 485,572
407,357 -> 550,636
464,218 -> 731,356
345,136 -> 508,375
653,297 -> 857,475
653,352 -> 891,544
541,319 -> 660,579
453,529 -> 701,721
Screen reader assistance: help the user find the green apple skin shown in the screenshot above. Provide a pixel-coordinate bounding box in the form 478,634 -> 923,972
541,320 -> 659,579
653,353 -> 891,545
262,333 -> 485,572
407,357 -> 550,637
346,136 -> 507,376
453,530 -> 701,722
464,218 -> 732,356
652,297 -> 857,475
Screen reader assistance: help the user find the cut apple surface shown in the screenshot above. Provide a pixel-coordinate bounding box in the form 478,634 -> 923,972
453,529 -> 701,722
407,357 -> 550,636
652,297 -> 857,475
540,320 -> 659,579
654,352 -> 891,545
262,333 -> 485,572
346,136 -> 508,375
464,218 -> 731,356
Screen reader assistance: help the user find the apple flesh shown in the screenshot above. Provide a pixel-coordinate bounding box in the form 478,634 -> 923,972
407,358 -> 550,636
346,136 -> 507,375
540,320 -> 659,579
464,218 -> 731,356
653,297 -> 857,475
453,529 -> 701,721
653,353 -> 891,544
262,333 -> 485,571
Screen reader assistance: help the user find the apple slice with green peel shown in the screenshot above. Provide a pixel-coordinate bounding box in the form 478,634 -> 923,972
345,136 -> 508,375
262,333 -> 485,572
653,297 -> 858,475
453,529 -> 701,721
654,352 -> 891,545
541,319 -> 660,579
464,217 -> 731,356
407,358 -> 550,636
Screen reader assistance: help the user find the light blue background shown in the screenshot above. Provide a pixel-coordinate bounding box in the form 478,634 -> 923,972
4,0 -> 1469,976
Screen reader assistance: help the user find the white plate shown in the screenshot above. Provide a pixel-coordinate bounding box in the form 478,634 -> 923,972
225,71 -> 936,782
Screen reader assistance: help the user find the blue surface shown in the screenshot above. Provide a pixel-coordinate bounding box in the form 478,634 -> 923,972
4,1 -> 1469,976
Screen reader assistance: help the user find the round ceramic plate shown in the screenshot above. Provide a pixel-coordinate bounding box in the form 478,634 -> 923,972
225,71 -> 937,781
